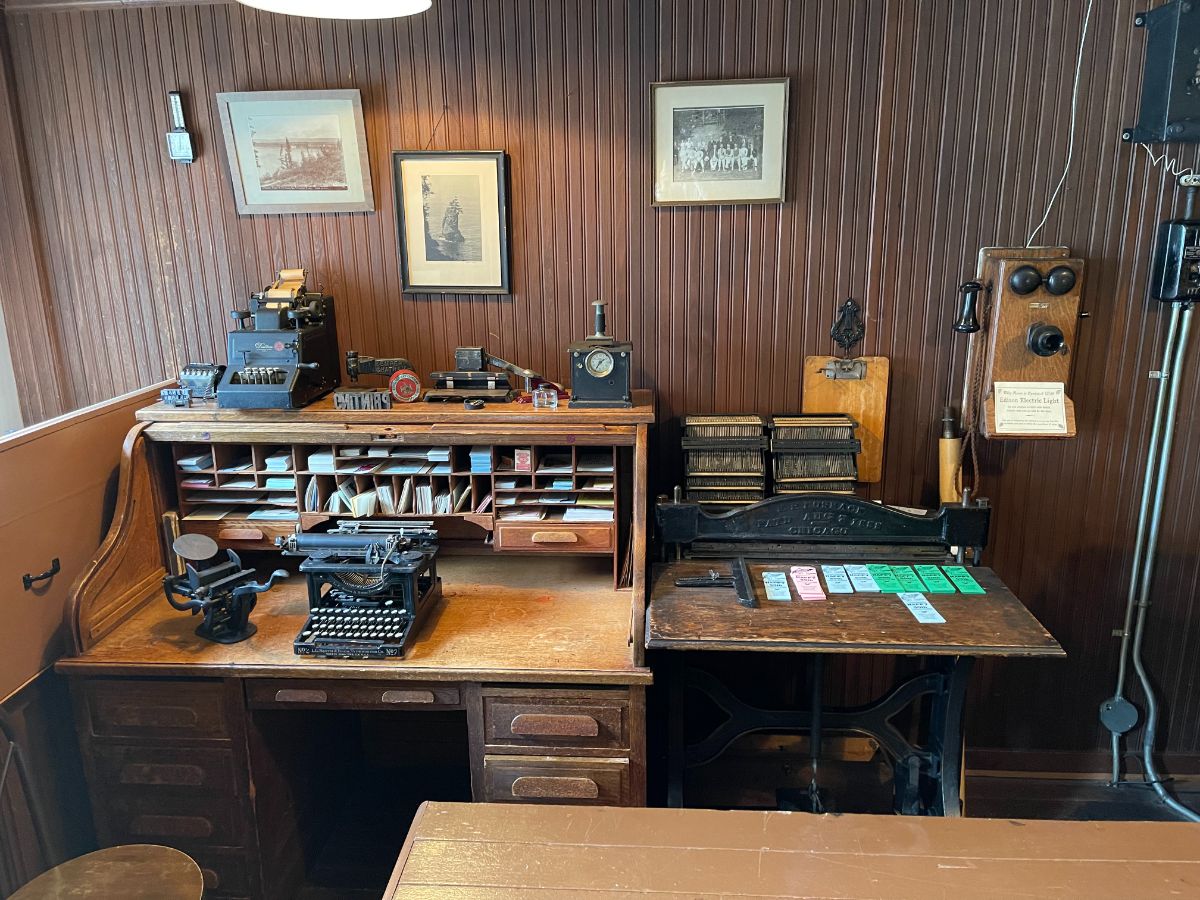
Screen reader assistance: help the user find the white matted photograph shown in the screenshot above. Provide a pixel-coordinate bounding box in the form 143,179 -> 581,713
216,89 -> 374,215
393,151 -> 510,294
651,78 -> 790,206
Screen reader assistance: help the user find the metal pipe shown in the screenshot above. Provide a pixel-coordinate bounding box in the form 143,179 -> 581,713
1129,304 -> 1200,822
1113,303 -> 1181,706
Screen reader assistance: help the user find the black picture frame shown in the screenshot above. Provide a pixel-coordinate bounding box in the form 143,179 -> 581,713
393,150 -> 511,294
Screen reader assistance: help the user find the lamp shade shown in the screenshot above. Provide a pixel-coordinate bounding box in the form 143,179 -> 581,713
235,0 -> 431,19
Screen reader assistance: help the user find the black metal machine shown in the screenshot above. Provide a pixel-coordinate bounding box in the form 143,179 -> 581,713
425,346 -> 560,403
567,300 -> 633,408
216,268 -> 340,409
160,363 -> 225,407
277,521 -> 441,659
339,350 -> 423,407
162,534 -> 287,644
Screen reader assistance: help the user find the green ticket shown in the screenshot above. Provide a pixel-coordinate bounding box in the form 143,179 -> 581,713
866,564 -> 904,593
890,565 -> 927,593
942,565 -> 985,594
914,565 -> 957,593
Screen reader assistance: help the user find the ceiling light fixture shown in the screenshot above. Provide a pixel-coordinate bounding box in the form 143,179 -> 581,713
235,0 -> 431,20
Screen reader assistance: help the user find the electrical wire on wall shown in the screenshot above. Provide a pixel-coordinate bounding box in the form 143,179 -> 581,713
1025,0 -> 1095,247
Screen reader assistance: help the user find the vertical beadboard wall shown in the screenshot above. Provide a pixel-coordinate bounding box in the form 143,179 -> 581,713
3,0 -> 1199,764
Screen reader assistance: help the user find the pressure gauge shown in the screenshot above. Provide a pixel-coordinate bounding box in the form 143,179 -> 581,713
584,348 -> 615,378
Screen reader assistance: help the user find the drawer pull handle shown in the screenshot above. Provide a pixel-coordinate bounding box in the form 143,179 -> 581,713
217,527 -> 264,541
511,775 -> 599,800
381,690 -> 436,704
274,689 -> 327,703
531,531 -> 579,544
510,713 -> 599,737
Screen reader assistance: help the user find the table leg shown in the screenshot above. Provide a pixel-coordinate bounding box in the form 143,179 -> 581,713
667,651 -> 685,808
929,655 -> 974,817
808,654 -> 824,813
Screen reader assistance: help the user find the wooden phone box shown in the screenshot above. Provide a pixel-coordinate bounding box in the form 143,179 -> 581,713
958,246 -> 1084,439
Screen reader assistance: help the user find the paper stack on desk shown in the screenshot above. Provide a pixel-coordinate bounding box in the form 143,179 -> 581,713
264,451 -> 292,472
177,452 -> 213,472
469,446 -> 493,473
562,507 -> 613,523
308,451 -> 336,474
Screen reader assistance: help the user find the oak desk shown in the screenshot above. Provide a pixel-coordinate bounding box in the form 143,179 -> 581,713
56,397 -> 654,899
384,801 -> 1200,898
647,558 -> 1064,815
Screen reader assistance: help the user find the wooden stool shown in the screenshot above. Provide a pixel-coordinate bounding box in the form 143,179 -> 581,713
11,845 -> 203,900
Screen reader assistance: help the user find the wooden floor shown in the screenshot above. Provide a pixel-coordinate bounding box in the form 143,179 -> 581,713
966,774 -> 1200,822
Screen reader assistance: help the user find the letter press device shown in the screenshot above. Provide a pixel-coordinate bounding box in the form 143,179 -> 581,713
217,268 -> 340,409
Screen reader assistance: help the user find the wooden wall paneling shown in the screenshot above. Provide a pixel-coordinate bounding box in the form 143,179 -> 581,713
4,0 -> 1200,767
0,16 -> 68,424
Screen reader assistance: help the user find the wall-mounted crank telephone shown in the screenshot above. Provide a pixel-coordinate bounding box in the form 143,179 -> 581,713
951,247 -> 1087,441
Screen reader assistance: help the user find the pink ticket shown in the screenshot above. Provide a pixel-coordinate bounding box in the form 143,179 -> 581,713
789,565 -> 826,601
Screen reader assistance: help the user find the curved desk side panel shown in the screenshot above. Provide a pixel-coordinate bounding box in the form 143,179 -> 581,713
65,423 -> 167,654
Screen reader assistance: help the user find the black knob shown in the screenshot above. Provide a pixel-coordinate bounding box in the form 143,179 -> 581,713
954,281 -> 983,334
1027,322 -> 1065,357
1009,265 -> 1042,295
1044,265 -> 1077,295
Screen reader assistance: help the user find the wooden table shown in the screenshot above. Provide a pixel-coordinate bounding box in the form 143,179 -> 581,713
385,801 -> 1200,898
647,558 -> 1064,815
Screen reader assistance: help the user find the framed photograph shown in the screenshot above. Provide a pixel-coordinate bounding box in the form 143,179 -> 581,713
216,89 -> 373,215
393,151 -> 511,294
651,78 -> 790,206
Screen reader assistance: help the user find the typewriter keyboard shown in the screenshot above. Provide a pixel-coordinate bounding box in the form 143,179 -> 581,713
293,606 -> 413,659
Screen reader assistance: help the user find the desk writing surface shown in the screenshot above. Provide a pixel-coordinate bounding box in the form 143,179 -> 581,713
647,560 -> 1064,657
57,556 -> 649,684
386,801 -> 1200,898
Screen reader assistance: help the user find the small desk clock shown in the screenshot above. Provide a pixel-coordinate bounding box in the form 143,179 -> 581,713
568,300 -> 633,408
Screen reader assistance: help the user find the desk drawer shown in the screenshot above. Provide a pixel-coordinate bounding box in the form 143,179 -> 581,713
83,679 -> 231,741
183,520 -> 294,551
103,792 -> 242,846
483,692 -> 628,752
246,679 -> 461,710
494,522 -> 614,553
91,744 -> 236,795
482,755 -> 630,805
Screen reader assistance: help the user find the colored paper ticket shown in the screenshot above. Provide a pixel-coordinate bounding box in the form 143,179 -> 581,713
914,564 -> 956,593
820,564 -> 854,594
789,566 -> 826,601
942,565 -> 986,594
844,565 -> 880,592
866,564 -> 904,593
898,592 -> 946,624
761,571 -> 792,602
890,565 -> 927,594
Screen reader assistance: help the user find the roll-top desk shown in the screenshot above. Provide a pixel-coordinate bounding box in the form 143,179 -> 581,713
57,392 -> 654,899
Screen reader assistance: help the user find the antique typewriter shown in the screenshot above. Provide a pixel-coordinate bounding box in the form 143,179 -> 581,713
216,267 -> 340,409
277,521 -> 440,659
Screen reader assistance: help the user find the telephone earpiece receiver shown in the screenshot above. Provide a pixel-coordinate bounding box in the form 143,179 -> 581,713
955,247 -> 1085,439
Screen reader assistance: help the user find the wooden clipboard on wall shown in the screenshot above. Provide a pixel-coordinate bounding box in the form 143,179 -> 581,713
801,300 -> 889,483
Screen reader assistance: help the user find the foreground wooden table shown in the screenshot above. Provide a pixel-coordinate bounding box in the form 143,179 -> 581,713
385,801 -> 1200,898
